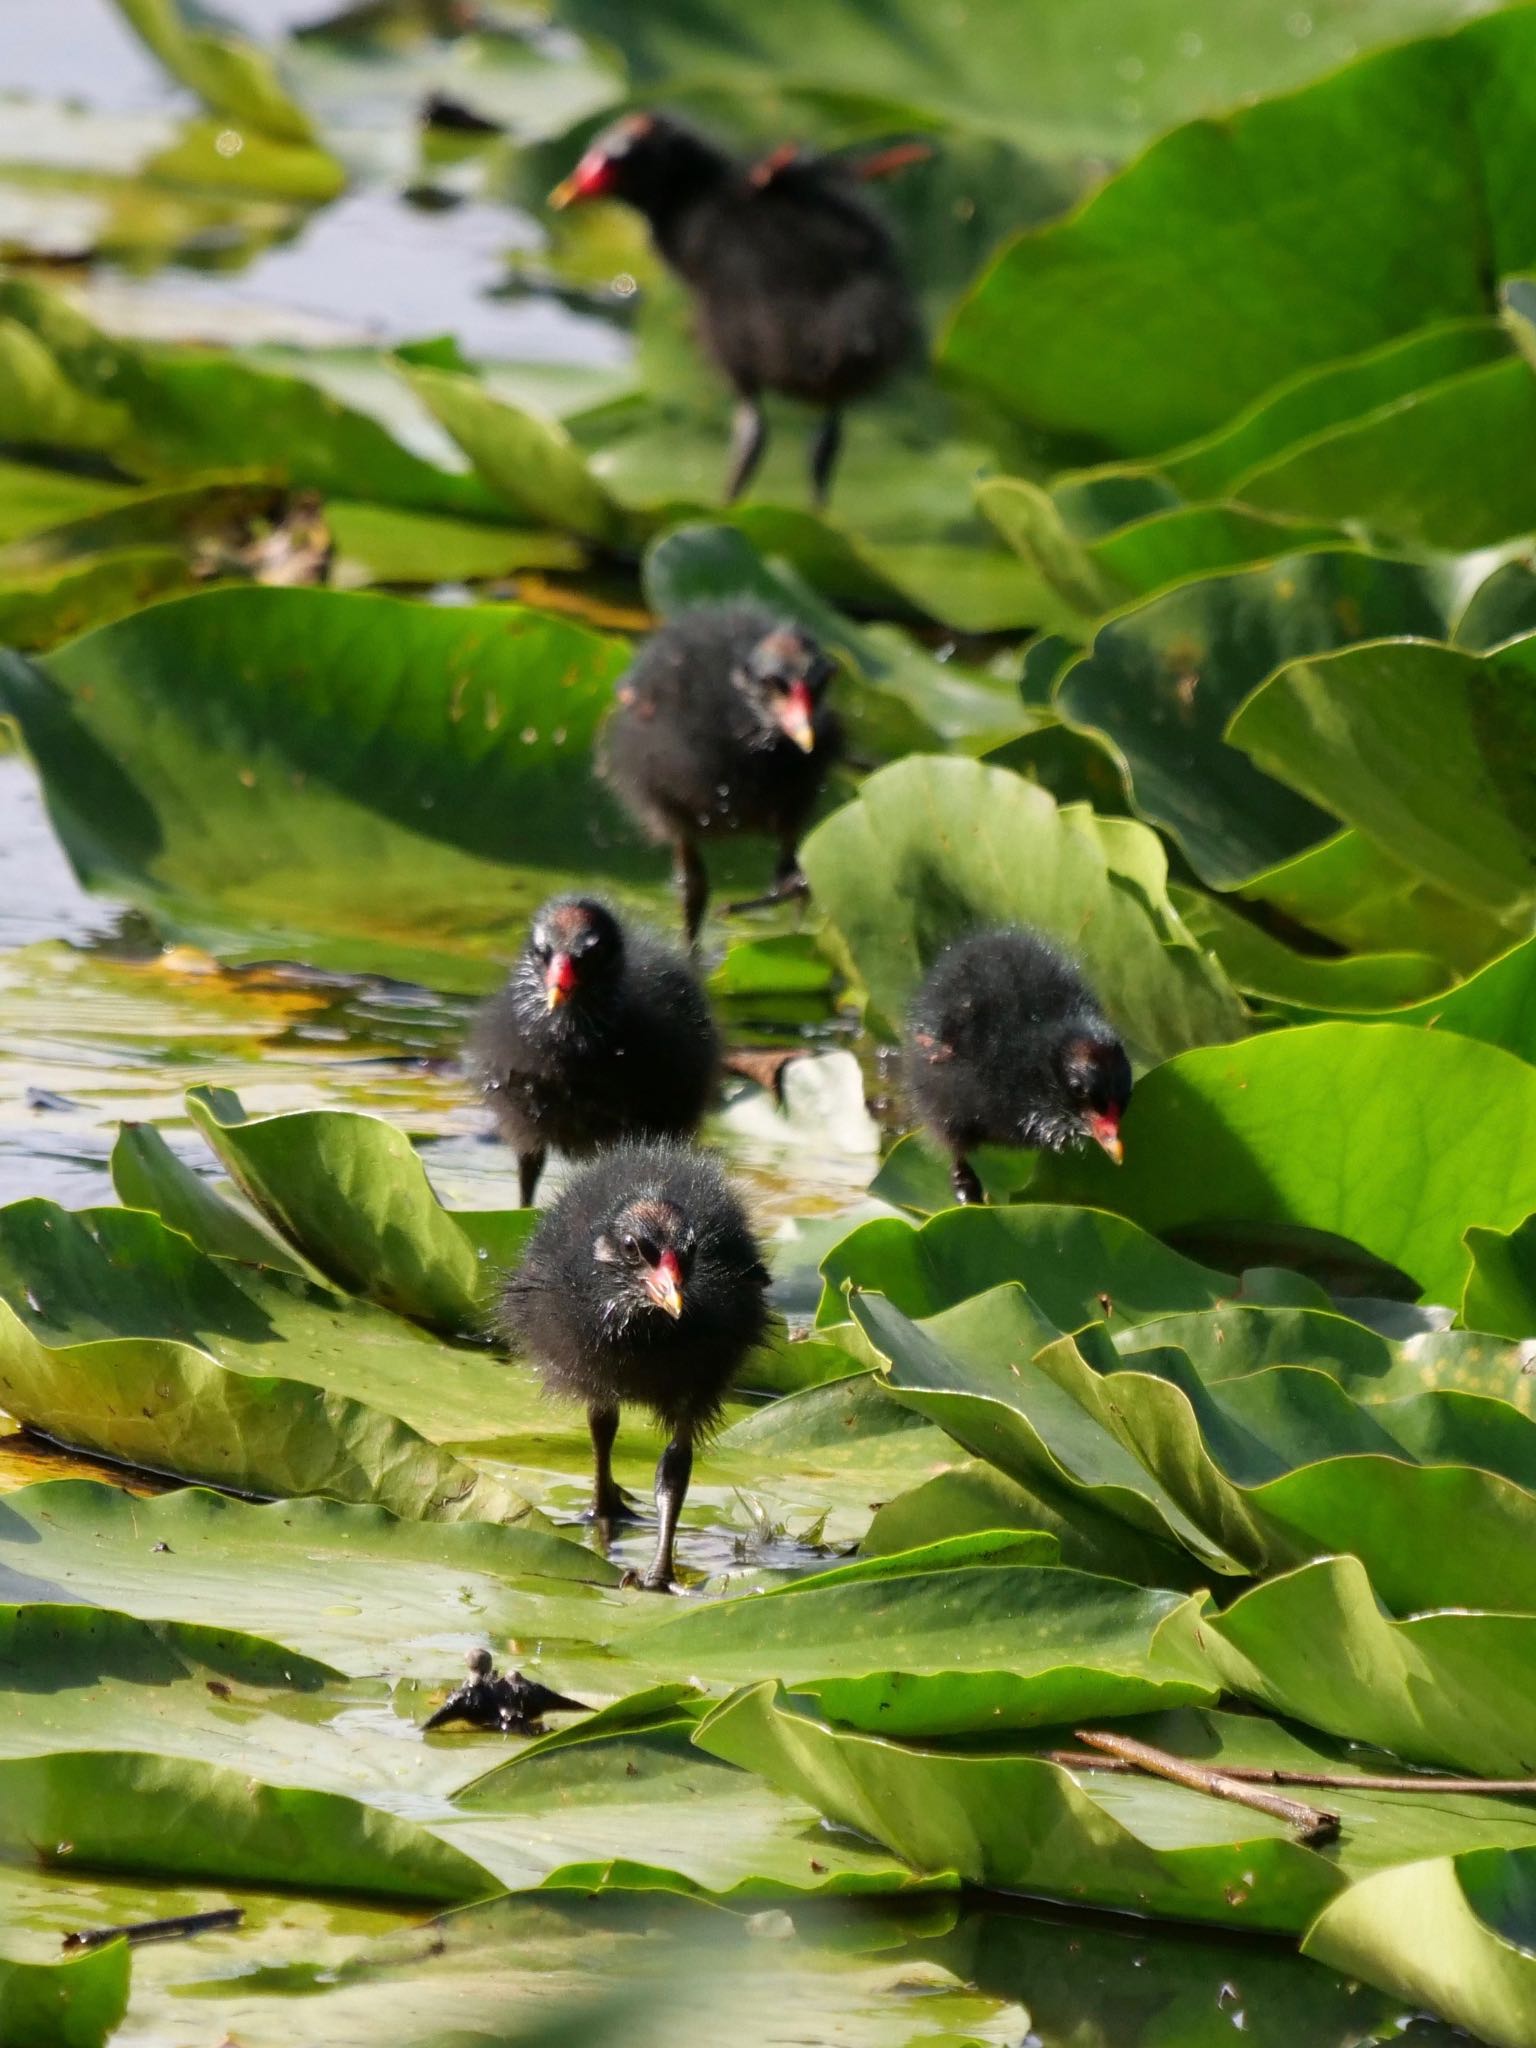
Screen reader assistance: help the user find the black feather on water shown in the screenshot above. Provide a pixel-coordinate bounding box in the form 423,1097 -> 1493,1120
422,1648 -> 589,1734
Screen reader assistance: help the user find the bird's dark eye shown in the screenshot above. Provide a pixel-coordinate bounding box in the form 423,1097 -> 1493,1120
620,1232 -> 638,1256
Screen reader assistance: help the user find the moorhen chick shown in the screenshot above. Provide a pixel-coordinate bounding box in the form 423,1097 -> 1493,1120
499,1140 -> 770,1591
467,895 -> 719,1206
906,927 -> 1133,1207
601,603 -> 841,947
550,113 -> 921,506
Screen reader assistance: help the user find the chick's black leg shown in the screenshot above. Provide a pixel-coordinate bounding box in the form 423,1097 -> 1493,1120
675,836 -> 709,950
725,837 -> 810,917
641,1432 -> 694,1591
585,1403 -> 639,1524
517,1147 -> 546,1209
724,396 -> 768,504
809,408 -> 843,510
950,1154 -> 984,1207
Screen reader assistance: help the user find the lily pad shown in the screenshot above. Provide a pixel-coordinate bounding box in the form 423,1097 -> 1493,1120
1030,1023 -> 1536,1306
1228,635 -> 1536,918
0,1943 -> 128,2048
941,10 -> 1536,449
0,583 -> 649,986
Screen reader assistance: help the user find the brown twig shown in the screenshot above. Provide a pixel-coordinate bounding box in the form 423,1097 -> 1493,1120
1047,1751 -> 1536,1797
63,1908 -> 244,1952
1072,1730 -> 1341,1846
721,1046 -> 806,1098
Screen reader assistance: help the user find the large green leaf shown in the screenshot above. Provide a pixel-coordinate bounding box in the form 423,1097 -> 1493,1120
0,1751 -> 495,1902
0,1944 -> 128,2048
1203,1555 -> 1536,1777
1177,892 -> 1448,1014
698,1686 -> 1536,1932
0,584 -> 647,985
818,1203 -> 1231,1331
0,283 -> 490,516
0,1480 -> 615,1677
1304,1848 -> 1536,2048
551,0 -> 1521,165
942,10 -> 1536,449
1031,1023 -> 1536,1305
0,1299 -> 529,1522
623,1559 -> 1211,1735
183,1087 -> 526,1336
798,754 -> 1246,1049
0,1194 -> 536,1443
1054,552 -> 1443,888
444,1719 -> 944,1900
1153,317 -> 1514,499
1231,354 -> 1536,550
111,1120 -> 310,1275
1464,1215 -> 1536,1338
114,0 -> 319,144
1228,636 -> 1536,918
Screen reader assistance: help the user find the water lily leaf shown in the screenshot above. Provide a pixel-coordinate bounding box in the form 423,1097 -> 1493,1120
0,1297 -> 529,1523
0,1750 -> 495,1902
1112,1304 -> 1394,1392
0,460 -> 136,544
1304,1847 -> 1536,2048
1154,316 -> 1514,500
798,754 -> 1246,1050
819,1202 -> 1231,1332
446,1718 -> 940,1900
1235,826 -> 1517,975
113,0 -> 319,145
0,584 -> 648,986
111,1119 -> 310,1275
622,1559 -> 1211,1735
551,0 -> 1511,167
1464,1215 -> 1536,1340
1231,355 -> 1536,551
1228,636 -> 1536,918
698,1687 -> 1536,1932
1203,1555 -> 1536,1777
1055,552 -> 1444,889
852,1287 -> 1244,1575
184,1087 -> 521,1335
941,10 -> 1536,450
1031,1023 -> 1536,1306
0,281 -> 497,517
406,363 -> 629,547
1456,555 -> 1536,652
0,1480 -> 616,1676
0,1194 -> 540,1446
1176,891 -> 1448,1014
0,549 -> 197,651
978,477 -> 1331,636
0,1942 -> 128,2048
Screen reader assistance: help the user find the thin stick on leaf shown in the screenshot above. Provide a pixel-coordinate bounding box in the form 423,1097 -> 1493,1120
1072,1729 -> 1341,1846
63,1908 -> 244,1952
1046,1752 -> 1536,1797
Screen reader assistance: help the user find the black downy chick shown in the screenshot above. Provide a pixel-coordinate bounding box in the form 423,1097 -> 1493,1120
906,927 -> 1133,1207
499,1141 -> 770,1591
601,604 -> 842,947
468,896 -> 719,1206
550,113 -> 921,506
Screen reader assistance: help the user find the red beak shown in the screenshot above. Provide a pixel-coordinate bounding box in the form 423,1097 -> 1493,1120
545,953 -> 577,1011
549,150 -> 615,209
644,1248 -> 684,1319
1086,1110 -> 1124,1165
778,680 -> 816,753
